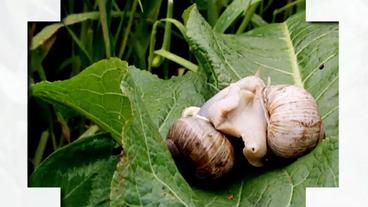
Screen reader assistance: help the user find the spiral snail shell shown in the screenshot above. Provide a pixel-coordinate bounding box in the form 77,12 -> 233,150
263,85 -> 324,158
166,108 -> 235,180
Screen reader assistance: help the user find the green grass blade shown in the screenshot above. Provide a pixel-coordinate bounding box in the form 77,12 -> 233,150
154,49 -> 198,72
251,13 -> 268,27
148,21 -> 160,71
118,0 -> 138,58
137,0 -> 144,12
236,0 -> 260,34
151,0 -> 174,67
148,18 -> 186,71
97,0 -> 112,58
65,26 -> 93,63
33,130 -> 49,168
214,0 -> 261,33
31,11 -> 124,50
272,0 -> 305,22
207,0 -> 219,26
31,24 -> 63,50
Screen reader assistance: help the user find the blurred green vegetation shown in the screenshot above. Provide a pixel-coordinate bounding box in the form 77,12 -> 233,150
28,0 -> 305,176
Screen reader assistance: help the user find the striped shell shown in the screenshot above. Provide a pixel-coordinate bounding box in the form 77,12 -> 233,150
166,116 -> 235,179
263,85 -> 324,158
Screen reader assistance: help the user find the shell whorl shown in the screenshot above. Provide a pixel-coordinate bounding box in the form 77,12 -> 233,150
166,116 -> 235,179
263,85 -> 323,158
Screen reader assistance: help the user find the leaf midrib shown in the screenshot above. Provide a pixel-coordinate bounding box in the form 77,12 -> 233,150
281,22 -> 303,87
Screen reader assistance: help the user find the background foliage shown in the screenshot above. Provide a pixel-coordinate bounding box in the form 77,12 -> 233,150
29,0 -> 338,206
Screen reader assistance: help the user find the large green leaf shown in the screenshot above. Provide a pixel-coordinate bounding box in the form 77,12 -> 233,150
110,6 -> 338,207
31,59 -> 209,206
30,133 -> 120,207
110,69 -> 203,207
186,6 -> 338,137
192,138 -> 337,207
109,67 -> 337,206
31,58 -> 130,144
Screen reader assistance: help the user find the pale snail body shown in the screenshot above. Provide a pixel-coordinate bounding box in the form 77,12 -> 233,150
166,112 -> 235,180
263,85 -> 323,158
206,75 -> 323,166
206,76 -> 268,167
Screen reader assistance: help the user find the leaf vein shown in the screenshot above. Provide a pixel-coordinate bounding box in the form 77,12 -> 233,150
283,170 -> 294,207
315,75 -> 338,101
295,30 -> 337,56
281,23 -> 303,87
302,53 -> 337,84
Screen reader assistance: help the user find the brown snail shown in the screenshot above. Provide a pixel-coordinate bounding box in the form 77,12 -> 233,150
263,85 -> 324,158
206,74 -> 324,166
166,107 -> 235,180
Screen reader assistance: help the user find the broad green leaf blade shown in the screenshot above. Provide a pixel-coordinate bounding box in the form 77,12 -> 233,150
31,58 -> 130,144
110,70 -> 200,207
192,137 -> 337,207
109,7 -> 338,207
127,67 -> 209,138
186,6 -> 338,137
109,66 -> 337,207
214,0 -> 261,33
31,133 -> 120,207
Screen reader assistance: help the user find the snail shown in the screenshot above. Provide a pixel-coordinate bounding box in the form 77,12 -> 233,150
263,85 -> 324,158
206,75 -> 324,166
167,72 -> 324,178
166,107 -> 235,180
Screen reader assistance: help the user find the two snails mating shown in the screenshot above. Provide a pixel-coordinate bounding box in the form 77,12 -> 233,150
166,74 -> 324,180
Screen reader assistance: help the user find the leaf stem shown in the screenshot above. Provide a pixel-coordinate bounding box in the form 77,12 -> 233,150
65,26 -> 93,63
236,1 -> 260,34
97,0 -> 111,58
36,64 -> 47,81
33,130 -> 49,168
148,21 -> 160,71
148,18 -> 186,71
251,14 -> 268,27
272,0 -> 305,22
151,0 -> 174,67
113,10 -> 125,52
78,125 -> 100,139
207,0 -> 219,26
154,49 -> 198,72
118,0 -> 138,58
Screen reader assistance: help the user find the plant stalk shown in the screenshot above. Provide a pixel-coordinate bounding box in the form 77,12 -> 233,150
151,0 -> 174,68
33,130 -> 49,168
118,0 -> 138,58
236,1 -> 260,34
97,0 -> 111,58
154,49 -> 198,72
